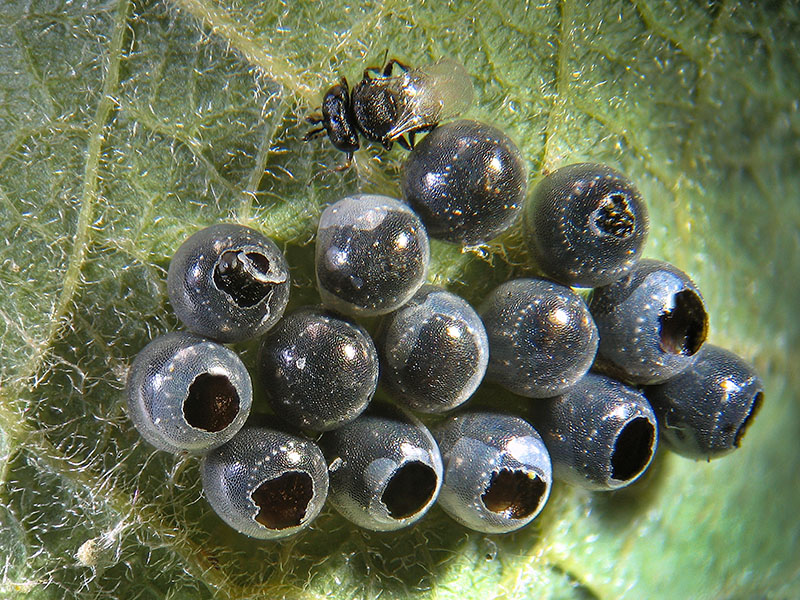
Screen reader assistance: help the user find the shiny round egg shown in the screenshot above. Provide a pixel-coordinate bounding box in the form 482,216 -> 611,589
589,258 -> 709,384
402,119 -> 527,245
202,426 -> 329,539
479,278 -> 599,398
167,224 -> 290,343
524,163 -> 649,287
645,344 -> 764,460
315,194 -> 430,317
433,412 -> 552,533
319,403 -> 443,531
529,373 -> 658,491
377,285 -> 488,413
126,332 -> 252,454
258,307 -> 378,431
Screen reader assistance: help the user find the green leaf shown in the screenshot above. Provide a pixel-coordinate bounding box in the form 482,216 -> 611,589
1,0 -> 798,598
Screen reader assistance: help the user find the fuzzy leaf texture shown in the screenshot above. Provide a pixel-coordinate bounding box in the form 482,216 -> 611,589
0,0 -> 798,598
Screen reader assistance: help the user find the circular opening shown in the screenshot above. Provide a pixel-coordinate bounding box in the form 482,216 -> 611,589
481,468 -> 546,519
251,471 -> 314,530
381,461 -> 437,520
213,250 -> 274,308
658,289 -> 708,356
183,373 -> 239,432
735,391 -> 764,447
593,192 -> 635,238
611,417 -> 656,481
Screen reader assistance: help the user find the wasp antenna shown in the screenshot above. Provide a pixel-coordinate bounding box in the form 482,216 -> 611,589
303,127 -> 326,142
407,125 -> 435,149
309,164 -> 329,183
383,58 -> 409,76
334,153 -> 354,172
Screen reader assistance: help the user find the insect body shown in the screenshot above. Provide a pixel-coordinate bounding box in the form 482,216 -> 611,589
305,58 -> 474,167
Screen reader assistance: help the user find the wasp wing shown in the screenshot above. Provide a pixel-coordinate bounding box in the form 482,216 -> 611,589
385,58 -> 474,140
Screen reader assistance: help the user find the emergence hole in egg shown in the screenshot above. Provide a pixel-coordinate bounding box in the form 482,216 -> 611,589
734,391 -> 764,447
481,468 -> 546,519
183,373 -> 239,432
611,417 -> 655,481
251,471 -> 314,529
658,290 -> 708,355
381,461 -> 437,519
593,193 -> 635,238
213,250 -> 274,308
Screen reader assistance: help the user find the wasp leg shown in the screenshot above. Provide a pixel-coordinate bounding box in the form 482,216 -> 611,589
395,136 -> 411,151
382,58 -> 410,76
334,153 -> 354,171
363,49 -> 391,79
407,125 -> 437,149
303,127 -> 326,141
363,65 -> 384,79
306,113 -> 323,125
364,55 -> 409,79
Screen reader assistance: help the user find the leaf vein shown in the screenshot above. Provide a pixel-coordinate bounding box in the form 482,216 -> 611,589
12,23 -> 57,117
123,107 -> 244,200
540,0 -> 573,174
237,92 -> 290,223
13,0 -> 132,390
169,0 -> 315,102
630,0 -> 703,64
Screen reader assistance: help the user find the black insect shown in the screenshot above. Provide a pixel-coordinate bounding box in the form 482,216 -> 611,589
305,57 -> 474,168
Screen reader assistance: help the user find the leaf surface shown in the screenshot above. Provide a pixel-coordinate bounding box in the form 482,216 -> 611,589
0,0 -> 798,598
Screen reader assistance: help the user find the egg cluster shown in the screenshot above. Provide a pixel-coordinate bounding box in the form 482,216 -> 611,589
127,67 -> 764,542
